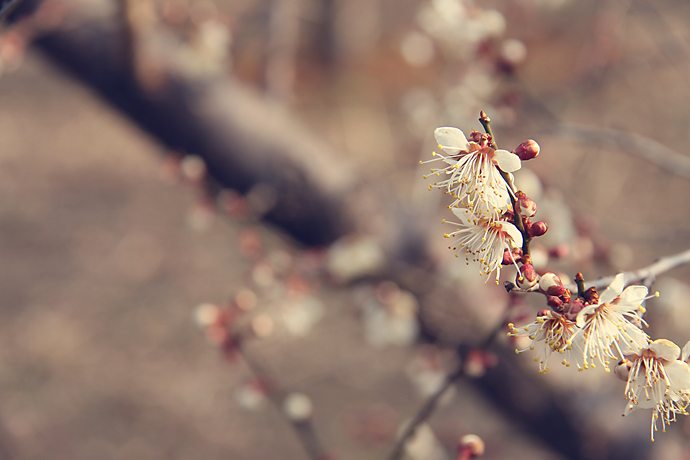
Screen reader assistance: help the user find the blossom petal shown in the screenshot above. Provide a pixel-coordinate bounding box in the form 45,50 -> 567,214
619,285 -> 649,306
665,360 -> 690,392
496,221 -> 522,248
575,304 -> 596,328
493,149 -> 521,172
451,207 -> 475,225
434,127 -> 469,155
649,339 -> 680,362
600,273 -> 625,304
682,340 -> 690,363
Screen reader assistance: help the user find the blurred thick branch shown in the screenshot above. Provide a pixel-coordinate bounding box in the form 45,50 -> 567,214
16,0 -> 358,246
543,122 -> 690,180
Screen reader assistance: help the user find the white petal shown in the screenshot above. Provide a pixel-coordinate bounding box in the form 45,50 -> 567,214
665,360 -> 690,391
600,273 -> 625,304
493,150 -> 521,172
434,127 -> 469,154
576,305 -> 596,328
682,340 -> 690,363
619,327 -> 650,355
619,285 -> 648,306
496,221 -> 522,248
451,207 -> 475,225
649,339 -> 680,362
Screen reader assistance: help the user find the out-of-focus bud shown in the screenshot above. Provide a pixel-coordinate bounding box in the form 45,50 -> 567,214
516,192 -> 537,218
515,139 -> 540,161
548,243 -> 570,259
539,273 -> 566,296
283,393 -> 313,422
528,221 -> 548,238
516,263 -> 538,290
457,434 -> 485,459
563,300 -> 584,321
546,295 -> 562,310
614,359 -> 631,382
194,303 -> 223,328
537,309 -> 550,317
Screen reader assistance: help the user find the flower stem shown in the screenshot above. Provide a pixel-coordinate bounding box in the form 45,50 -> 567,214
575,272 -> 586,298
478,111 -> 530,256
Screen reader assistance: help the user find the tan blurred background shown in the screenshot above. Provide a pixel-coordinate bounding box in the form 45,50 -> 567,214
1,0 -> 690,459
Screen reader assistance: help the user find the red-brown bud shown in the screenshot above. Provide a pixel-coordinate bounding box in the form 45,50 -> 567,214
516,263 -> 538,290
583,286 -> 599,305
528,221 -> 548,238
515,139 -> 540,161
546,295 -> 563,310
501,248 -> 522,265
563,300 -> 583,321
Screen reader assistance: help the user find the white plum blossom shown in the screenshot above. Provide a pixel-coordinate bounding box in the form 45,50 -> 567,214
422,127 -> 520,221
444,207 -> 521,283
509,310 -> 585,373
623,339 -> 690,441
574,273 -> 653,372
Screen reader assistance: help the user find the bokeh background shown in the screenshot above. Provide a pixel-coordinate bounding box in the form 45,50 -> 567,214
2,0 -> 690,459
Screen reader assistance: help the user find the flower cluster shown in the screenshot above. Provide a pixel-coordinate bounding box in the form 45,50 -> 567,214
424,117 -> 690,441
422,122 -> 544,284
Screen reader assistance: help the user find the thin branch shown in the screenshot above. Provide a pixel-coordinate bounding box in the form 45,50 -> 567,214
237,340 -> 329,460
564,247 -> 690,292
386,311 -> 509,460
542,122 -> 690,180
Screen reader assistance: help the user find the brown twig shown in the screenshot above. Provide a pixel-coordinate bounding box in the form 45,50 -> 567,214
542,122 -> 690,180
479,111 -> 530,255
236,339 -> 329,460
385,310 -> 509,460
563,247 -> 690,292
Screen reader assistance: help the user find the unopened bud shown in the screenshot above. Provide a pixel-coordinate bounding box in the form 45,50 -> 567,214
614,359 -> 631,381
283,393 -> 313,422
539,272 -> 563,295
501,248 -> 522,265
457,434 -> 485,459
537,309 -> 550,317
516,263 -> 538,290
563,300 -> 583,321
528,221 -> 548,238
516,193 -> 537,218
546,295 -> 562,310
515,139 -> 540,161
583,287 -> 599,305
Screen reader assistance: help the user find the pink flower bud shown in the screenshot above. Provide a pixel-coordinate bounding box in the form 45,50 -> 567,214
515,139 -> 540,161
563,300 -> 583,321
457,434 -> 485,459
517,193 -> 537,218
516,263 -> 538,290
528,221 -> 548,238
501,248 -> 522,265
539,272 -> 562,293
539,273 -> 568,296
